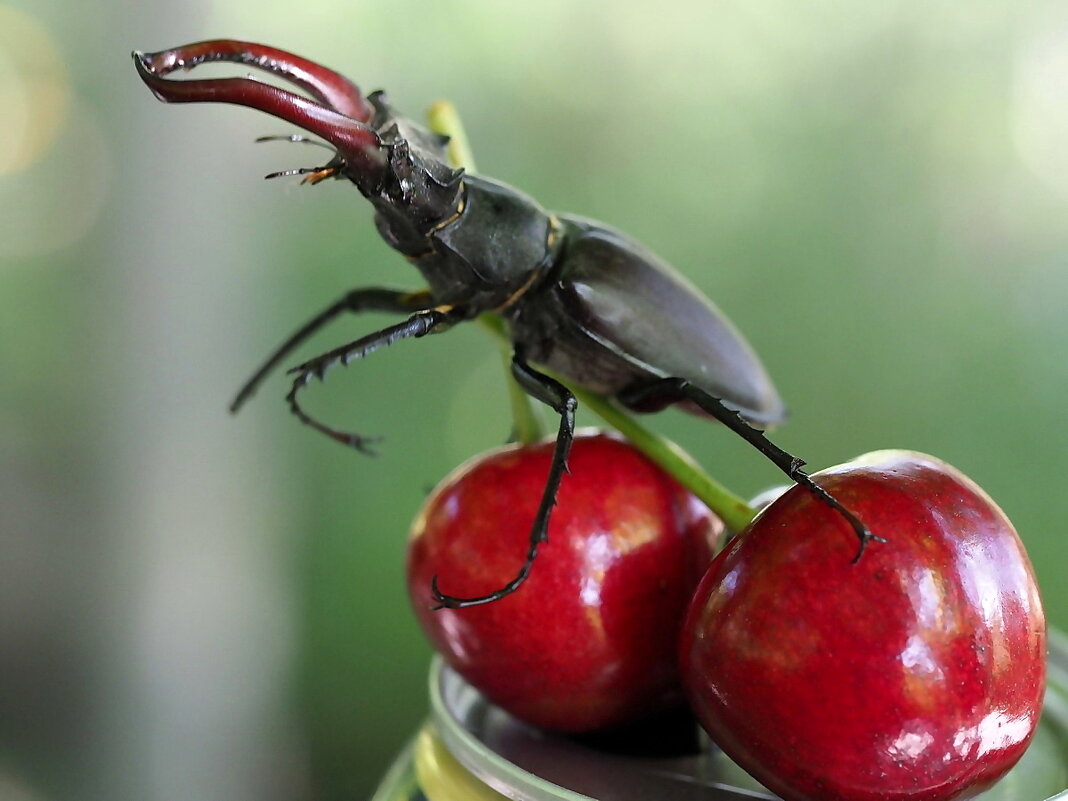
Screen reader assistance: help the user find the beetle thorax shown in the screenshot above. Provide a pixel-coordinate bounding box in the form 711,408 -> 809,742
353,93 -> 559,311
409,175 -> 560,311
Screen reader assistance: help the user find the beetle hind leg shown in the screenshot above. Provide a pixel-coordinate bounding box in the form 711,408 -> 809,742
431,347 -> 577,609
619,378 -> 883,559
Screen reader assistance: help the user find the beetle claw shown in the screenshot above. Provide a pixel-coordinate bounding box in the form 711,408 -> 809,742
285,378 -> 382,455
133,41 -> 373,120
850,528 -> 889,564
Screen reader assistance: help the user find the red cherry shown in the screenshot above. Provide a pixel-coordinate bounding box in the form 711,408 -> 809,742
679,450 -> 1046,801
407,432 -> 719,732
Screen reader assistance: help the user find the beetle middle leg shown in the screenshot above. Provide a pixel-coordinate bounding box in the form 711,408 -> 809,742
286,306 -> 458,453
431,346 -> 577,609
618,378 -> 883,560
231,287 -> 434,412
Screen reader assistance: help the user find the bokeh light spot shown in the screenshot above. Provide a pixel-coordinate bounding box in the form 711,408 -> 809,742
1012,17 -> 1068,198
0,5 -> 68,175
0,95 -> 111,262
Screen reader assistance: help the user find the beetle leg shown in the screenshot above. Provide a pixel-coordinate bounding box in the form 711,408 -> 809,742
431,347 -> 577,609
231,287 -> 433,413
618,378 -> 884,560
285,307 -> 456,453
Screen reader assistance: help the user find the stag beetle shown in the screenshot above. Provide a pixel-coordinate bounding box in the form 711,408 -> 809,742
132,40 -> 874,608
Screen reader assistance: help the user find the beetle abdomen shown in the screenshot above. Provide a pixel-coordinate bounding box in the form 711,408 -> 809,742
529,216 -> 787,426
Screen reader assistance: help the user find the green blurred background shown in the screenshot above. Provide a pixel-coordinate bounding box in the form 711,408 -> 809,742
3,1 -> 1067,799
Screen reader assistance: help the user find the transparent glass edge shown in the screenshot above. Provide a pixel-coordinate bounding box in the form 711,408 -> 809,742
427,657 -> 598,801
424,638 -> 1068,801
369,735 -> 420,801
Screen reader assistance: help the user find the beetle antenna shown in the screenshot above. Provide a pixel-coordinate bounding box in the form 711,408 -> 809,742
265,166 -> 317,179
264,164 -> 341,183
258,135 -> 343,183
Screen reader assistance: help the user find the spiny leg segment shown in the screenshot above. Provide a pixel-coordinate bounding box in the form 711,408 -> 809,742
231,287 -> 432,413
286,307 -> 457,454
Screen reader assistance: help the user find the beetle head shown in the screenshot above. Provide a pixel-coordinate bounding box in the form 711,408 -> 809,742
361,91 -> 465,253
133,40 -> 463,249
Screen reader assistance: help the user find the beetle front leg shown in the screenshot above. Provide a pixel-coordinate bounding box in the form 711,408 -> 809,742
431,347 -> 577,609
286,306 -> 456,453
232,287 -> 433,412
618,378 -> 883,560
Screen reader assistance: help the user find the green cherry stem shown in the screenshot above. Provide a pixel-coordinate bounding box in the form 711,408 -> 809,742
476,313 -> 547,446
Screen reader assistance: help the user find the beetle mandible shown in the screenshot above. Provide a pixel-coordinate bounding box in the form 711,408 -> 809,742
132,40 -> 875,608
